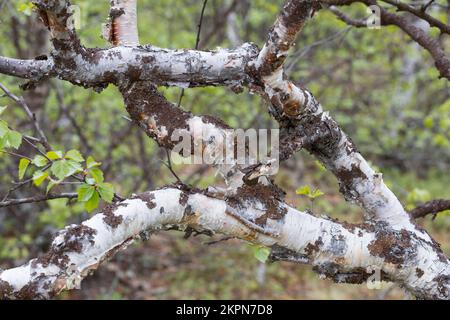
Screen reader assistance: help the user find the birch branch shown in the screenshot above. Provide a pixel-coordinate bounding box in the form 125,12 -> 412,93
0,56 -> 53,80
251,0 -> 422,231
322,0 -> 450,80
1,186 -> 448,299
410,199 -> 450,219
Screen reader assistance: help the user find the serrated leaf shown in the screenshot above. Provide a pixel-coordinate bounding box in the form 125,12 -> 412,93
89,167 -> 104,183
295,185 -> 311,196
86,156 -> 101,169
65,149 -> 84,162
85,190 -> 99,213
97,182 -> 114,203
0,136 -> 6,149
32,170 -> 48,186
46,179 -> 60,194
51,159 -> 83,180
77,184 -> 95,202
6,130 -> 22,149
32,155 -> 48,167
254,246 -> 270,263
85,177 -> 96,185
66,159 -> 83,173
310,188 -> 325,199
0,121 -> 9,137
18,158 -> 30,180
46,150 -> 63,160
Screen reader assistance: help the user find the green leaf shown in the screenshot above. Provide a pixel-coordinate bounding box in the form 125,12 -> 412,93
85,190 -> 99,213
32,155 -> 48,167
0,120 -> 9,138
46,179 -> 60,194
46,150 -> 63,160
315,160 -> 326,172
18,158 -> 30,180
295,185 -> 311,196
423,117 -> 434,129
77,184 -> 95,202
65,149 -> 84,162
6,130 -> 22,149
32,170 -> 48,186
0,120 -> 9,137
17,2 -> 34,16
0,106 -> 7,115
97,182 -> 114,203
0,136 -> 6,150
86,156 -> 101,169
51,159 -> 83,180
85,177 -> 96,185
89,167 -> 104,183
254,246 -> 270,263
310,188 -> 325,199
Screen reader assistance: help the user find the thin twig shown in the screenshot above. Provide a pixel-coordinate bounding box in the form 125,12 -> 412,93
0,150 -> 31,160
205,236 -> 235,245
0,192 -> 78,207
176,0 -> 208,108
0,82 -> 51,151
162,149 -> 182,183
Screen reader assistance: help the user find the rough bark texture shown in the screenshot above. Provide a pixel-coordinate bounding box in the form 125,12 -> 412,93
1,187 -> 448,299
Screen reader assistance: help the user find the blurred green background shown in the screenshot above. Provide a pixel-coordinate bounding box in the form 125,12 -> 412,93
0,0 -> 448,299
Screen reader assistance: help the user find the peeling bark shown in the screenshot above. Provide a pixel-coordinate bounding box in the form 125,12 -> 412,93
106,0 -> 140,46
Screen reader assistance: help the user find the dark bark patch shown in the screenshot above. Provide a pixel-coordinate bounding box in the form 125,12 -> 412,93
304,237 -> 323,257
433,274 -> 449,299
336,163 -> 368,191
313,263 -> 390,285
110,7 -> 125,18
0,279 -> 14,299
367,228 -> 413,266
120,82 -> 192,149
227,183 -> 287,227
184,205 -> 194,216
202,114 -> 232,129
133,193 -> 157,210
179,192 -> 189,206
416,268 -> 424,278
102,203 -> 126,229
34,225 -> 97,270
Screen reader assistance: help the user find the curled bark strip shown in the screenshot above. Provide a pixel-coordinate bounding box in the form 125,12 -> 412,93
106,0 -> 140,46
1,187 -> 448,299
